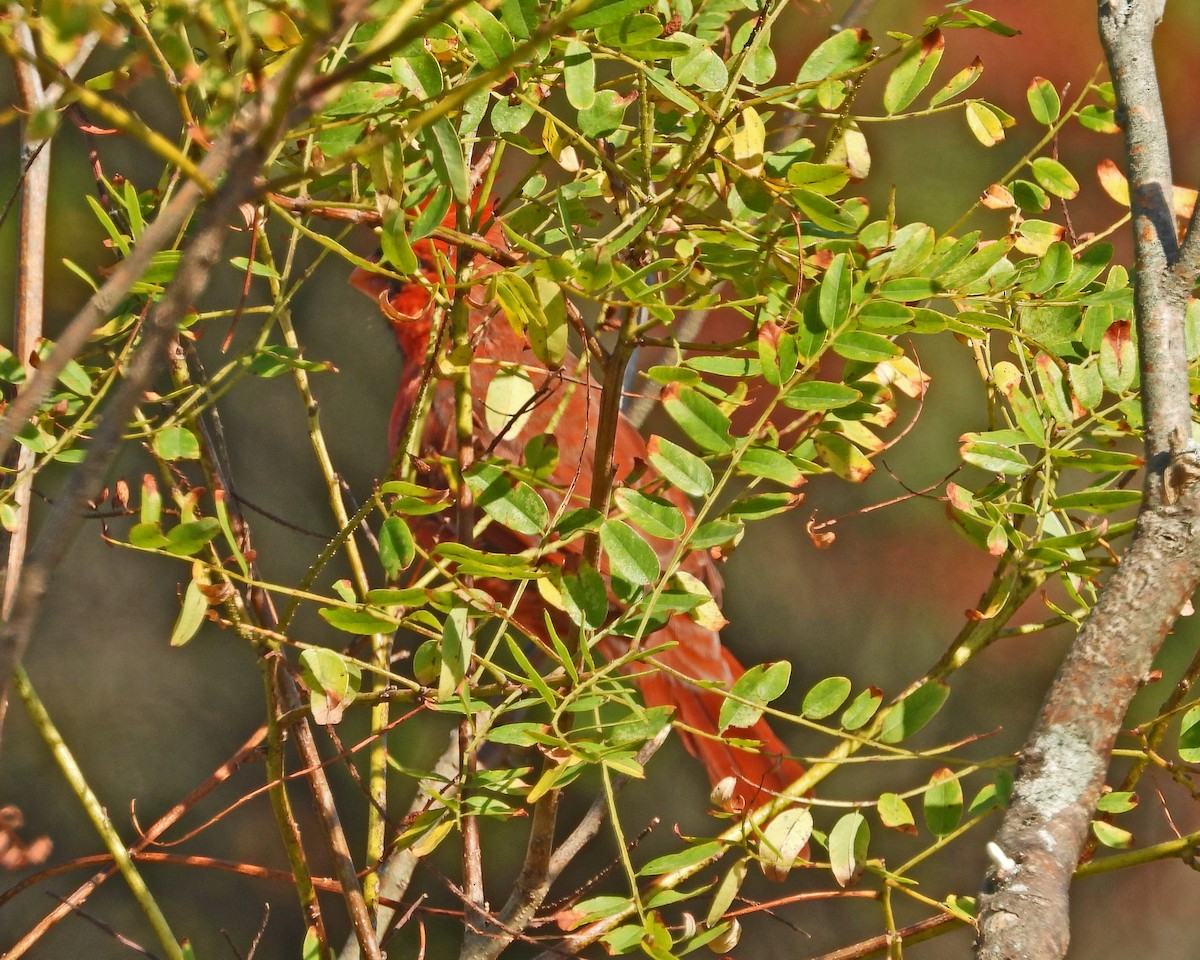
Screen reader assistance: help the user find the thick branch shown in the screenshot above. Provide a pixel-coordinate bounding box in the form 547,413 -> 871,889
976,3 -> 1200,957
976,506 -> 1200,958
1097,0 -> 1190,461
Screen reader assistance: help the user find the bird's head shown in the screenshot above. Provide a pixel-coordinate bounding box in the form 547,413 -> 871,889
349,193 -> 509,327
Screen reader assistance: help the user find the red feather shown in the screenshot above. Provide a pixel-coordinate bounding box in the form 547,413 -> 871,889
350,204 -> 802,809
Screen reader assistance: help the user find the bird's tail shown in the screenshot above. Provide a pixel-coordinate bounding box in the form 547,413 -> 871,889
626,618 -> 804,811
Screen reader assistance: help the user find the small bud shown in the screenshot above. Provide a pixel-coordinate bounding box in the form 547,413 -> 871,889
706,918 -> 741,954
710,776 -> 738,811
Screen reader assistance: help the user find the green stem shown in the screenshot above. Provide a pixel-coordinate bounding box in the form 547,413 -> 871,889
13,666 -> 186,960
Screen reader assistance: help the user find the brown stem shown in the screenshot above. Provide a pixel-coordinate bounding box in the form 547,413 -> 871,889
2,726 -> 268,957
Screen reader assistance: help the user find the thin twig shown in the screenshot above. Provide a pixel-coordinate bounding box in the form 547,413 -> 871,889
1,726 -> 267,957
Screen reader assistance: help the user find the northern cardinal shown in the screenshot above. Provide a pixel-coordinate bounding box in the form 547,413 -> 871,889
349,203 -> 803,810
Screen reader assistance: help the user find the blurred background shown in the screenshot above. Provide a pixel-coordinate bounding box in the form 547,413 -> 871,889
3,0 -> 1200,957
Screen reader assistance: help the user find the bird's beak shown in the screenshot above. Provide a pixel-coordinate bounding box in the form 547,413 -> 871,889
349,261 -> 434,321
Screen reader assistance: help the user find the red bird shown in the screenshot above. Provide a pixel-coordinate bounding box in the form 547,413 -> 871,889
350,206 -> 802,810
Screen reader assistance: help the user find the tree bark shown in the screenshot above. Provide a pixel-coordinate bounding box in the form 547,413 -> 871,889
976,2 -> 1200,957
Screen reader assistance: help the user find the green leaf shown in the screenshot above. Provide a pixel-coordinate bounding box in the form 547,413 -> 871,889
129,522 -> 169,550
1078,104 -> 1119,134
638,840 -> 725,876
759,808 -> 813,881
1018,219 -> 1067,256
967,771 -> 1013,816
736,446 -> 805,487
170,579 -> 208,647
379,517 -> 416,579
56,357 -> 93,396
786,162 -> 849,196
392,43 -> 444,98
1050,489 -> 1141,513
647,436 -> 713,497
153,426 -> 201,461
883,222 -> 937,278
833,330 -> 903,363
878,277 -> 941,302
504,632 -> 558,706
492,97 -> 535,134
562,562 -> 609,629
421,117 -> 470,203
1095,791 -> 1138,814
320,606 -> 399,634
302,927 -> 322,960
1061,242 -> 1113,295
596,14 -> 661,48
842,687 -> 882,730
599,520 -> 660,586
439,605 -> 472,702
719,661 -> 791,732
86,194 -> 129,255
1030,156 -> 1080,199
300,647 -> 362,724
706,858 -> 750,925
1025,241 -> 1073,295
381,207 -> 418,274
792,187 -> 857,232
883,29 -> 944,114
614,488 -> 686,539
1050,447 -> 1143,474
1027,76 -> 1061,124
663,387 -> 734,453
954,8 -> 1019,35
814,433 -> 873,483
553,507 -> 603,540
877,792 -> 916,833
724,491 -> 802,521
465,462 -> 550,536
1091,820 -> 1133,849
878,681 -> 949,743
819,253 -> 853,327
247,344 -> 332,378
828,812 -> 869,887
929,56 -> 982,107
529,273 -> 567,369
1011,178 -> 1050,213
436,542 -> 541,578
483,363 -> 537,436
938,237 -> 1013,289
366,588 -> 437,608
965,101 -> 1005,146
572,0 -> 648,28
960,438 -> 1030,475
1034,352 -> 1075,424
1099,319 -> 1136,394
563,39 -> 595,109
782,381 -> 861,411
577,88 -> 632,137
1180,705 -> 1200,761
802,676 -> 852,719
670,34 -> 727,92
563,896 -> 636,930
796,28 -> 873,91
165,518 -> 221,556
923,768 -> 964,837
452,2 -> 514,69
689,519 -> 744,550
1176,700 -> 1200,763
